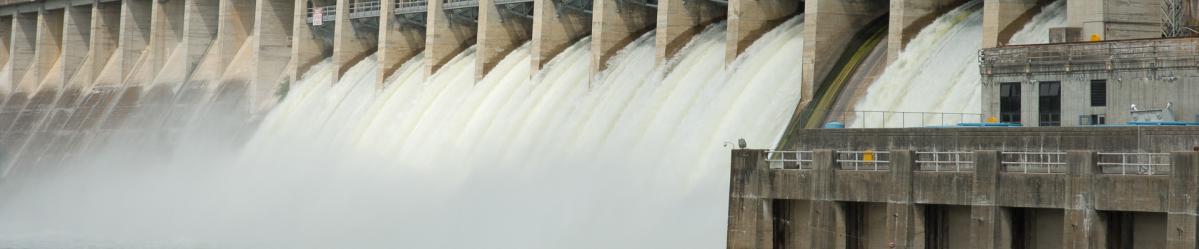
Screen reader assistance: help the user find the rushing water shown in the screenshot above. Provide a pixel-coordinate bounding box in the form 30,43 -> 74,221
0,17 -> 806,248
850,0 -> 1065,127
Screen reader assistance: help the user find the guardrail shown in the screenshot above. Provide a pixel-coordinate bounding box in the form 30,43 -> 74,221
306,5 -> 337,24
766,150 -> 814,170
837,151 -> 890,171
444,0 -> 479,9
348,0 -> 381,19
832,111 -> 985,128
1001,151 -> 1067,174
396,0 -> 428,14
1098,152 -> 1170,175
915,151 -> 975,172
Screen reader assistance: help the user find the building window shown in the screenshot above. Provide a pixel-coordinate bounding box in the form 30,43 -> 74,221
1080,114 -> 1106,125
1091,80 -> 1107,107
1039,81 -> 1061,127
1000,83 -> 1021,123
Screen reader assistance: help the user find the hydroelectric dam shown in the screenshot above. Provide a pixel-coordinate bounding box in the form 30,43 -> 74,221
0,0 -> 1194,248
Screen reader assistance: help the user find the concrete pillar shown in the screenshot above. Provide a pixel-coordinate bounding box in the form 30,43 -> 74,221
0,16 -> 10,75
182,0 -> 221,79
24,9 -> 63,90
86,2 -> 119,87
804,149 -> 840,249
727,149 -> 774,249
982,0 -> 1039,48
530,0 -> 589,73
890,0 -> 958,60
726,0 -> 799,63
252,0 -> 296,109
425,0 -> 476,75
332,0 -> 377,82
118,0 -> 152,82
290,0 -> 331,82
1167,152 -> 1198,249
590,0 -> 653,75
476,0 -> 531,79
9,12 -> 37,92
378,0 -> 425,87
137,0 -> 185,85
1067,0 -> 1161,41
654,0 -> 723,63
60,4 -> 91,89
218,0 -> 255,71
971,150 -> 1003,249
802,0 -> 886,101
886,150 -> 918,249
1062,150 -> 1103,249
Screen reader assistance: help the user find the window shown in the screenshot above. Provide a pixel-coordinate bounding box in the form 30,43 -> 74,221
1091,80 -> 1107,107
1000,83 -> 1021,123
1039,82 -> 1061,127
1080,114 -> 1106,125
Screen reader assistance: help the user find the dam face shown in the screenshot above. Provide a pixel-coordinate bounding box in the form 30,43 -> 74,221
0,0 -> 1195,248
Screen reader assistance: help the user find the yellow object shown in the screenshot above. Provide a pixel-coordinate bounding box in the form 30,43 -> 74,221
986,116 -> 998,123
863,150 -> 875,162
1090,34 -> 1101,42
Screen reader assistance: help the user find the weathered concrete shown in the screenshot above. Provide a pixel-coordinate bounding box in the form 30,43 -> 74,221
377,0 -> 424,87
290,0 -> 331,82
9,12 -> 38,91
890,0 -> 958,61
726,0 -> 799,63
0,16 -> 11,77
1067,0 -> 1162,41
181,0 -> 220,80
1166,152 -> 1198,249
252,0 -> 295,109
116,0 -> 151,84
655,0 -> 723,63
425,0 -> 475,76
981,0 -> 1040,48
26,9 -> 63,90
476,1 -> 530,79
332,0 -> 376,82
530,0 -> 589,73
218,0 -> 255,73
83,1 -> 118,87
138,0 -> 184,85
590,0 -> 653,75
60,4 -> 90,88
802,0 -> 886,100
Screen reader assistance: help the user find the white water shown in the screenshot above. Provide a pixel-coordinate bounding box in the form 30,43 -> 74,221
851,0 -> 1065,127
0,17 -> 806,249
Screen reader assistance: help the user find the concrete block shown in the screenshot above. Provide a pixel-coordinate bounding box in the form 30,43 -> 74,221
378,0 -> 425,87
530,0 -> 589,73
60,4 -> 91,89
252,0 -> 296,110
802,0 -> 886,101
26,9 -> 63,90
117,0 -> 151,82
654,0 -> 723,64
218,0 -> 255,72
726,197 -> 774,249
85,2 -> 119,87
973,150 -> 999,205
1166,152 -> 1198,249
290,0 -> 331,82
726,0 -> 799,64
476,0 -> 531,79
0,16 -> 10,73
892,0 -> 959,57
332,0 -> 377,82
9,12 -> 37,92
981,0 -> 1040,48
182,0 -> 221,79
425,0 -> 476,76
590,0 -> 653,75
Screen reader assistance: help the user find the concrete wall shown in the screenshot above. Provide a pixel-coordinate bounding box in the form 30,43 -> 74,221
476,1 -> 531,79
727,0 -> 800,63
890,0 -> 959,60
1068,0 -> 1162,41
655,0 -> 723,64
982,0 -> 1040,48
253,0 -> 295,109
590,0 -> 654,74
83,2 -> 118,88
531,0 -> 588,73
802,0 -> 886,101
116,0 -> 150,85
182,0 -> 220,82
291,0 -> 331,82
377,0 -> 424,87
9,12 -> 37,92
425,0 -> 475,76
60,4 -> 90,89
332,0 -> 376,82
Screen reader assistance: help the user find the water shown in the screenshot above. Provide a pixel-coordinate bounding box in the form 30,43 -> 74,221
0,17 -> 807,248
850,0 -> 1065,127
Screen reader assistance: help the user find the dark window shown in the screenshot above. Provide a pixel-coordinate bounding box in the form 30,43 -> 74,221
1091,80 -> 1107,107
1039,82 -> 1061,127
1079,115 -> 1106,125
1000,83 -> 1021,123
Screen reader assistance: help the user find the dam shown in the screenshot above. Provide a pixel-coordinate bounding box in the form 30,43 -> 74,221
0,0 -> 1194,248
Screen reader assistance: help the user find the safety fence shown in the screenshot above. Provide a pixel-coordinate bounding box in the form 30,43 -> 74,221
1098,152 -> 1171,175
766,150 -> 814,170
762,150 -> 1181,176
915,151 -> 975,172
829,111 -> 985,128
837,151 -> 890,171
1000,151 -> 1067,174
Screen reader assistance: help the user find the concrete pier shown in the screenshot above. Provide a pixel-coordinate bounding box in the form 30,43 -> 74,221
217,0 -> 255,76
82,1 -> 118,87
476,0 -> 531,79
332,0 -> 377,82
377,0 -> 425,87
981,0 -> 1040,48
425,0 -> 476,76
181,0 -> 220,81
10,12 -> 37,91
60,4 -> 91,88
890,0 -> 958,60
530,0 -> 589,73
291,0 -> 332,83
726,0 -> 800,63
28,9 -> 63,89
253,0 -> 296,108
654,0 -> 724,63
802,0 -> 886,100
115,0 -> 150,85
590,0 -> 654,74
1068,0 -> 1162,41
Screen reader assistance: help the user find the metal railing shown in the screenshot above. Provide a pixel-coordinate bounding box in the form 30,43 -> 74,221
1098,153 -> 1171,175
306,5 -> 337,24
837,151 -> 890,171
915,151 -> 975,172
348,0 -> 382,19
832,111 -> 985,128
980,38 -> 1199,75
1001,151 -> 1067,174
444,0 -> 479,9
766,150 -> 814,170
495,0 -> 533,4
396,0 -> 429,14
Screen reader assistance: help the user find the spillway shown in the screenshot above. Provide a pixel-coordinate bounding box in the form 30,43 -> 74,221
849,0 -> 1066,127
0,16 -> 807,249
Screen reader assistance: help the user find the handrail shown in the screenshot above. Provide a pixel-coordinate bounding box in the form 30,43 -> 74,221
766,150 -> 814,170
1098,152 -> 1170,175
837,151 -> 890,171
834,111 -> 985,128
1001,151 -> 1067,174
915,151 -> 975,172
